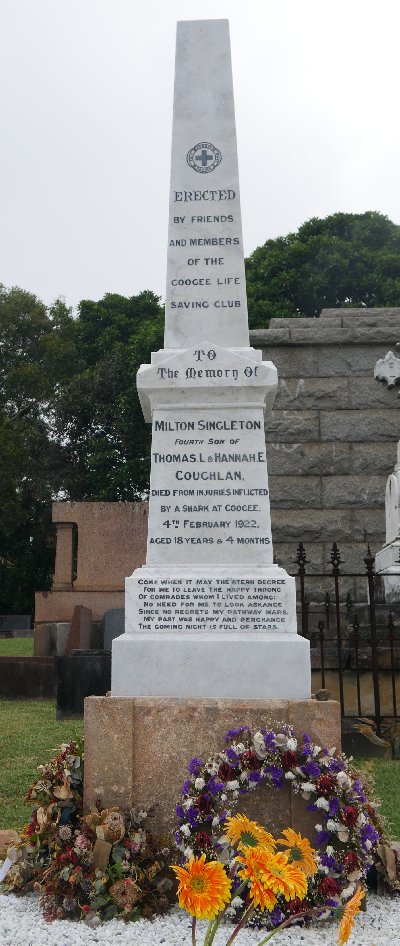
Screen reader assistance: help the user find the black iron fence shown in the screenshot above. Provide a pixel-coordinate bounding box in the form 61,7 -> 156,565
294,542 -> 400,736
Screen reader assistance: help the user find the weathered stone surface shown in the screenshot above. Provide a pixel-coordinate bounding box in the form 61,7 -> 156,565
65,605 -> 92,656
349,377 -> 400,409
274,377 -> 347,411
34,624 -> 52,657
103,609 -> 124,651
35,590 -> 125,624
268,442 -> 350,476
84,696 -> 340,836
320,410 -> 395,442
316,346 -> 391,378
269,476 -> 321,508
261,347 -> 319,378
350,443 -> 397,474
320,307 -> 400,322
321,475 -> 386,508
0,830 -> 19,859
265,411 -> 319,442
271,509 -> 354,543
56,653 -> 111,719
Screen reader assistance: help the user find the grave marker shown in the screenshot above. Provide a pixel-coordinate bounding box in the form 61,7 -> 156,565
112,19 -> 310,700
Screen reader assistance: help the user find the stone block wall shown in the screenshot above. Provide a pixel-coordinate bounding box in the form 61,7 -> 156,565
250,308 -> 400,600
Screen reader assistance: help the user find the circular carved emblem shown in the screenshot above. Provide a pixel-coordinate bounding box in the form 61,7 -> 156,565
187,142 -> 222,174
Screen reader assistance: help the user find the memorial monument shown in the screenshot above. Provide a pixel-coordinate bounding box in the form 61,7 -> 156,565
112,18 -> 310,700
84,20 -> 339,830
375,440 -> 400,601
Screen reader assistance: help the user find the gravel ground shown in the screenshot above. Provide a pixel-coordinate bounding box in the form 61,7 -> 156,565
1,893 -> 399,946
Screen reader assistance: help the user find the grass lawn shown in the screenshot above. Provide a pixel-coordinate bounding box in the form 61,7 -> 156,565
0,638 -> 34,657
0,700 -> 83,830
0,698 -> 399,841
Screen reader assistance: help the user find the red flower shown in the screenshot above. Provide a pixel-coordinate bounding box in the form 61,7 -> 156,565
82,904 -> 90,914
194,831 -> 212,851
343,851 -> 359,873
316,775 -> 335,797
340,806 -> 358,828
288,896 -> 311,915
218,762 -> 233,782
319,877 -> 340,897
197,794 -> 212,816
241,751 -> 261,770
282,751 -> 297,771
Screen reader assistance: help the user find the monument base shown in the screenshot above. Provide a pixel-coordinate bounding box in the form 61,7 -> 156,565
84,696 -> 340,837
112,632 -> 311,699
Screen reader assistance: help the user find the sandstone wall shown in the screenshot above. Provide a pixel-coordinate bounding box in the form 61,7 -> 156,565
250,308 -> 400,599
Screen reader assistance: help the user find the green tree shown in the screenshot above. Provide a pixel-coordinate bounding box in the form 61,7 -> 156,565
245,211 -> 400,327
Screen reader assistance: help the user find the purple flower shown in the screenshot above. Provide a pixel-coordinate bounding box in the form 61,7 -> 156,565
320,854 -> 341,872
325,897 -> 340,908
225,748 -> 239,764
267,765 -> 284,787
316,829 -> 331,846
187,806 -> 200,827
328,797 -> 340,817
188,757 -> 203,776
263,731 -> 277,751
176,804 -> 185,820
249,771 -> 262,784
361,823 -> 380,850
302,760 -> 321,779
225,726 -> 250,740
181,779 -> 192,795
326,759 -> 343,774
270,907 -> 284,927
206,777 -> 224,795
219,811 -> 227,824
175,831 -> 182,845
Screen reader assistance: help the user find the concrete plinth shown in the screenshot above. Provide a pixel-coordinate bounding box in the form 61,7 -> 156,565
84,696 -> 340,838
112,633 -> 311,700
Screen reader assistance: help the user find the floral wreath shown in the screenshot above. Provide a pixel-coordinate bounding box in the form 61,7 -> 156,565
175,725 -> 382,928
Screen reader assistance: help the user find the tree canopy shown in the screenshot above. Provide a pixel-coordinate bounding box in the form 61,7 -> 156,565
246,211 -> 400,327
3,209 -> 400,612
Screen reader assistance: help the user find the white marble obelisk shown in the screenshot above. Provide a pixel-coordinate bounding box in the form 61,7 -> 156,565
112,20 -> 310,699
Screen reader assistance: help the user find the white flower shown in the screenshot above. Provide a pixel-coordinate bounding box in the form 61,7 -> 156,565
365,839 -> 372,850
337,828 -> 349,843
312,745 -> 321,756
357,813 -> 367,827
315,824 -> 323,832
337,772 -> 351,790
181,824 -> 191,837
287,737 -> 297,751
341,883 -> 356,899
231,896 -> 244,909
275,733 -> 288,747
240,772 -> 248,782
253,731 -> 267,759
226,780 -> 239,791
182,798 -> 193,811
326,820 -> 337,832
206,763 -> 219,776
225,907 -> 235,917
285,771 -> 295,780
303,782 -> 316,793
184,847 -> 193,859
194,777 -> 205,790
234,743 -> 245,753
326,845 -> 334,856
328,747 -> 336,756
138,810 -> 147,820
220,793 -> 227,802
212,817 -> 220,828
316,797 -> 330,810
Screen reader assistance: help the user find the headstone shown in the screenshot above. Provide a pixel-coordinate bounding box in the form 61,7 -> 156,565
375,441 -> 400,600
103,608 -> 124,651
64,605 -> 93,655
0,615 -> 31,638
112,19 -> 310,700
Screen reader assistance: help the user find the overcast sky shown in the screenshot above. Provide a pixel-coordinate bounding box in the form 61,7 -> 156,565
1,0 -> 400,312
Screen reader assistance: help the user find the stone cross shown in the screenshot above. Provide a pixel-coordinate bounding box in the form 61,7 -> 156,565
112,20 -> 310,701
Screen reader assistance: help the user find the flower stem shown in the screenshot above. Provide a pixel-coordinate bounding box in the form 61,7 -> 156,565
192,917 -> 197,946
225,903 -> 255,946
254,907 -> 320,946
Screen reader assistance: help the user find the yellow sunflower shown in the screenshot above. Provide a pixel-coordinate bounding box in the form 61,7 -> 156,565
224,813 -> 276,852
239,848 -> 308,905
277,828 -> 317,877
236,847 -> 278,912
172,854 -> 232,920
338,887 -> 365,946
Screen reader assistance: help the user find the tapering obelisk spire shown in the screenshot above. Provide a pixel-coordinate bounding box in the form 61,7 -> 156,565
164,20 -> 249,349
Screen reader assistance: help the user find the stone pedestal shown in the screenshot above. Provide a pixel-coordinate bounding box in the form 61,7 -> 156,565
84,695 -> 340,838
